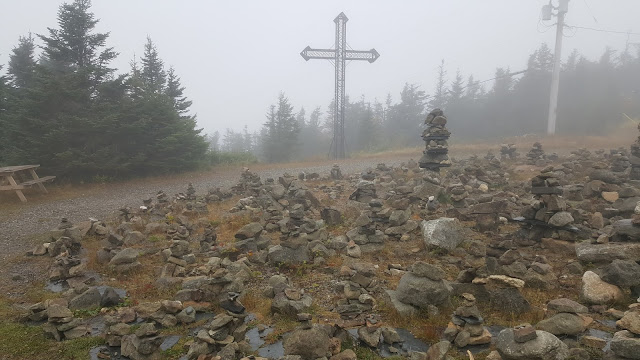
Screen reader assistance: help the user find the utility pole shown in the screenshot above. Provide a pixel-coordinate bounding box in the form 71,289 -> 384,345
544,0 -> 569,135
301,13 -> 379,159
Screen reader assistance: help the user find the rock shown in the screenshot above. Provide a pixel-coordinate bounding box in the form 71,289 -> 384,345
381,327 -> 401,344
395,273 -> 451,308
535,313 -> 586,335
547,298 -> 587,314
421,218 -> 465,251
330,349 -> 357,360
489,275 -> 525,288
610,330 -> 640,359
47,304 -> 73,320
283,327 -> 331,359
123,231 -> 145,245
576,242 -> 640,263
548,212 -> 574,227
600,260 -> 640,288
454,330 -> 471,347
513,324 -> 537,343
69,287 -> 102,310
410,261 -> 445,281
384,290 -> 418,317
357,326 -> 382,347
389,210 -> 410,227
321,208 -> 342,226
109,248 -> 139,265
235,222 -> 263,240
603,191 -> 620,203
495,328 -> 569,360
101,287 -> 123,307
488,287 -> 531,314
617,311 -> 640,335
424,340 -> 450,360
346,243 -> 361,258
581,271 -> 624,304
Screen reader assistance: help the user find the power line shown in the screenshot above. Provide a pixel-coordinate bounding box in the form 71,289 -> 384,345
565,24 -> 640,36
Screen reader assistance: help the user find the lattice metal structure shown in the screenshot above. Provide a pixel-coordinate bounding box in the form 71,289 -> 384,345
301,12 -> 379,159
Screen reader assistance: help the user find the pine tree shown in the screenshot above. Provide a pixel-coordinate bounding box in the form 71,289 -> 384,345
261,93 -> 300,162
38,0 -> 116,87
141,36 -> 166,93
428,59 -> 448,110
8,34 -> 37,89
165,66 -> 192,114
448,70 -> 464,105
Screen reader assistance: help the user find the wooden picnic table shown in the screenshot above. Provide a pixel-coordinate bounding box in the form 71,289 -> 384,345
0,165 -> 56,203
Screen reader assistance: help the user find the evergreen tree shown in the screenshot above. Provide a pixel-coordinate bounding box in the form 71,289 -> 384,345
428,59 -> 448,109
165,66 -> 192,114
261,93 -> 300,162
141,36 -> 166,93
8,34 -> 37,89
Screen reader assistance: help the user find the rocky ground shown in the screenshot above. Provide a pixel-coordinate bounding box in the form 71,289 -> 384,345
3,143 -> 640,360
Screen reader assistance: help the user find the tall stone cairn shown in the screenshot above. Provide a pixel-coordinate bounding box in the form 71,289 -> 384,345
419,108 -> 451,171
630,123 -> 640,180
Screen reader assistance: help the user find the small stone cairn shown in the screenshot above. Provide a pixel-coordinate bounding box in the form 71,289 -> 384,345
444,293 -> 491,348
526,142 -> 546,165
610,302 -> 640,359
517,169 -> 576,241
631,124 -> 640,180
419,108 -> 451,171
500,143 -> 517,160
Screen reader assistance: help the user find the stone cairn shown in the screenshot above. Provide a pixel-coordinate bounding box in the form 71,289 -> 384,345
526,142 -> 545,165
517,169 -> 577,242
610,148 -> 630,173
631,124 -> 640,180
444,293 -> 491,348
500,143 -> 517,160
419,108 -> 451,171
610,302 -> 640,359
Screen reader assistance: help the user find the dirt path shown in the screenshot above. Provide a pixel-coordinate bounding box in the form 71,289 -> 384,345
0,157 -> 408,265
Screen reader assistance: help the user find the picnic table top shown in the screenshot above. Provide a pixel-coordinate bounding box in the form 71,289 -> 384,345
0,165 -> 40,175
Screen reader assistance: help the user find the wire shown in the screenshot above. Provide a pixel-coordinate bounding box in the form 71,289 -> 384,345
582,0 -> 599,24
565,24 -> 640,36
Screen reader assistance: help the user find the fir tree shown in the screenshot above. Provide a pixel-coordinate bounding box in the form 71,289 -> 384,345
141,36 -> 166,93
8,34 -> 37,89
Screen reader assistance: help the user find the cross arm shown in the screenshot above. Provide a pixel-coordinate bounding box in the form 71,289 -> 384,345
300,46 -> 380,63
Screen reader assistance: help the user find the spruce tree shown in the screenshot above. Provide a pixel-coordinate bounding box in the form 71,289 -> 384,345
8,34 -> 37,89
165,66 -> 192,114
141,36 -> 166,93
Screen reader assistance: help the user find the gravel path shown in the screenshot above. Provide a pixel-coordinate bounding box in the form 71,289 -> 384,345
0,157 -> 406,263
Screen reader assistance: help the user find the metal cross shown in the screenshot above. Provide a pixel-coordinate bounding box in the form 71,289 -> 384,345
300,12 -> 380,159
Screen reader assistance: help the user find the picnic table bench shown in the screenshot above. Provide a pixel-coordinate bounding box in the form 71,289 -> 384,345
0,165 -> 56,202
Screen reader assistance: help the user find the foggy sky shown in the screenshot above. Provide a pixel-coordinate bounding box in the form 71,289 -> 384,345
1,1 -> 639,135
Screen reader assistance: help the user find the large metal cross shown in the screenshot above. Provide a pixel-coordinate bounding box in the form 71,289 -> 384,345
301,12 -> 379,160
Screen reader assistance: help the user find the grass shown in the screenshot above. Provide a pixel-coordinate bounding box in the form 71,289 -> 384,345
58,336 -> 106,360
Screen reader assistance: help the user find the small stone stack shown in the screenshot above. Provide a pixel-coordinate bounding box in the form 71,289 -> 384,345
517,170 -> 576,241
444,293 -> 491,348
448,183 -> 469,208
610,148 -> 630,173
419,108 -> 451,171
631,124 -> 640,180
500,143 -> 517,160
330,164 -> 343,180
526,142 -> 546,165
349,180 -> 377,203
345,211 -> 386,253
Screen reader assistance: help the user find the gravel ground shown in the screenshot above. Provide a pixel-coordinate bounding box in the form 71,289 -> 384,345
0,157 -> 406,264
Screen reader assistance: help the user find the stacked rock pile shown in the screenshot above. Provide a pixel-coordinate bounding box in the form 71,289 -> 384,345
526,142 -> 546,165
419,108 -> 451,171
631,124 -> 640,180
500,143 -> 517,159
330,164 -> 343,180
610,148 -> 630,173
516,169 -> 577,241
444,293 -> 492,348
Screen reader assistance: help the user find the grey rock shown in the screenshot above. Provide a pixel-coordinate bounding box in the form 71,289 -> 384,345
496,328 -> 569,360
421,218 -> 465,251
535,313 -> 586,335
547,298 -> 587,314
235,222 -> 263,240
599,259 -> 640,288
283,327 -> 331,359
395,273 -> 451,308
576,242 -> 640,263
548,212 -> 574,227
69,287 -> 102,310
409,261 -> 445,281
109,248 -> 139,265
610,330 -> 640,359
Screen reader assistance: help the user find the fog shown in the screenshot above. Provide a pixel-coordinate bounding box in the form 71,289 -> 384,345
2,0 -> 638,135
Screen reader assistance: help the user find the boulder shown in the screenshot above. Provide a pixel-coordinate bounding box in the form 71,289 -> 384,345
581,271 -> 624,304
109,248 -> 139,265
547,298 -> 587,314
395,273 -> 451,308
69,287 -> 102,310
617,311 -> 640,335
421,218 -> 465,251
610,330 -> 640,359
495,328 -> 569,360
535,313 -> 586,335
599,259 -> 640,288
548,212 -> 574,227
576,242 -> 640,263
235,222 -> 263,240
283,327 -> 331,359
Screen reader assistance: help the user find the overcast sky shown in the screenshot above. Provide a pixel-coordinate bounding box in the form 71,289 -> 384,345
1,1 -> 639,135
